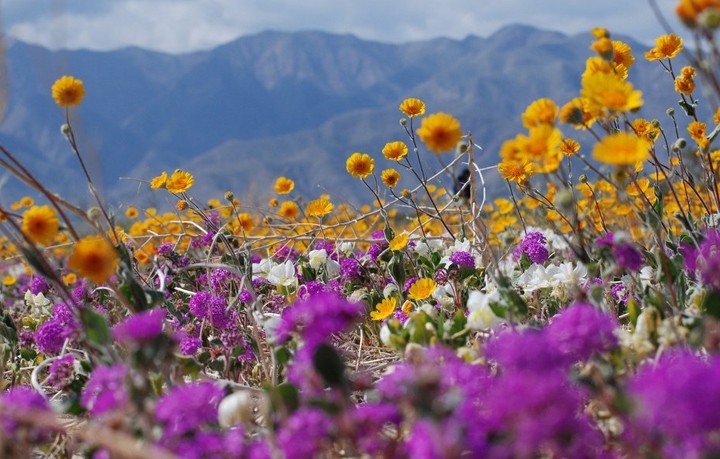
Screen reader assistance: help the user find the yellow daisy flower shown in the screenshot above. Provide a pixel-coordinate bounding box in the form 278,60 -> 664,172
417,112 -> 463,153
381,169 -> 400,188
592,132 -> 651,166
521,98 -> 558,128
51,75 -> 86,107
21,205 -> 60,245
388,233 -> 409,251
150,171 -> 168,189
68,235 -> 119,284
306,197 -> 334,217
274,176 -> 295,194
645,33 -> 683,60
346,153 -> 375,178
382,141 -> 409,161
371,297 -> 397,321
408,278 -> 437,301
399,98 -> 426,117
165,169 -> 194,194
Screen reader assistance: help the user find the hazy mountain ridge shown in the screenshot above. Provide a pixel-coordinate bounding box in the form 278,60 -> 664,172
0,25 -> 682,207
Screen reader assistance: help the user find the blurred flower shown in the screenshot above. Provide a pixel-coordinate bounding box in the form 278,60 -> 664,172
417,112 -> 463,153
277,408 -> 334,459
149,171 -> 167,189
155,381 -> 224,438
21,205 -> 59,245
521,98 -> 558,128
592,132 -> 651,166
51,75 -> 85,107
278,200 -> 300,218
274,176 -> 295,194
546,303 -> 618,363
81,364 -> 128,416
112,308 -> 166,344
1,387 -> 51,441
68,235 -> 119,284
582,72 -> 643,114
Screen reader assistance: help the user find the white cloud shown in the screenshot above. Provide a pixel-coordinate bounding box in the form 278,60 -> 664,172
3,0 -> 684,53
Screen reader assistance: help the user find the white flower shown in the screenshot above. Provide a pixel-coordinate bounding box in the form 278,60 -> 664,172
24,290 -> 52,317
413,238 -> 443,257
252,258 -> 276,279
445,238 -> 471,257
639,266 -> 654,288
547,261 -> 588,288
325,259 -> 340,278
380,323 -> 392,345
308,249 -> 327,271
516,264 -> 553,292
266,260 -> 297,287
432,284 -> 455,307
338,241 -> 355,255
466,290 -> 503,330
218,390 -> 270,427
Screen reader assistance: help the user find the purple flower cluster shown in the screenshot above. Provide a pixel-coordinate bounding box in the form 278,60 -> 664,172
625,351 -> 720,456
683,229 -> 720,290
339,257 -> 362,280
81,364 -> 128,415
597,232 -> 644,272
1,387 -> 50,440
112,308 -> 166,344
273,244 -> 300,261
34,303 -> 79,354
29,277 -> 49,294
277,408 -> 334,459
545,303 -> 618,363
155,381 -> 225,438
513,231 -> 549,265
46,354 -> 75,389
275,292 -> 363,349
188,291 -> 236,330
450,250 -> 475,269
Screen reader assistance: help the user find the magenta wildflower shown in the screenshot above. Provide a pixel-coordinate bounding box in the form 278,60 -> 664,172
450,250 -> 475,268
81,364 -> 128,415
277,408 -> 334,459
1,387 -> 50,439
545,303 -> 618,363
112,308 -> 165,344
155,381 -> 225,438
46,354 -> 75,389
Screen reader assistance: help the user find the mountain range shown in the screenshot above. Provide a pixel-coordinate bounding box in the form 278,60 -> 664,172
0,25 -> 688,209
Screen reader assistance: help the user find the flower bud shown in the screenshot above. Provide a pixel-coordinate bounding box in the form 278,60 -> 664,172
456,140 -> 469,154
400,118 -> 407,126
578,174 -> 588,184
87,207 -> 102,221
60,123 -> 71,136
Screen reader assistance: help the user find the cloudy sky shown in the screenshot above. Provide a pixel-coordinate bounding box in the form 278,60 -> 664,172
3,0 -> 684,54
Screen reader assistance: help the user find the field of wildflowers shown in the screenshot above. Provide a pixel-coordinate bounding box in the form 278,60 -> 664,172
5,2 -> 720,458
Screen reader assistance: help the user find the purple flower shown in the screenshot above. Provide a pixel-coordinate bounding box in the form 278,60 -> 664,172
513,231 -> 549,265
1,387 -> 50,439
277,408 -> 334,459
486,329 -> 567,374
156,242 -> 174,257
351,403 -> 402,456
450,250 -> 475,269
34,319 -> 66,354
155,381 -> 225,438
404,277 -> 419,292
613,243 -> 643,272
685,230 -> 720,290
626,352 -> 720,448
46,354 -> 75,389
239,289 -> 253,303
434,268 -> 449,285
275,292 -> 363,349
339,257 -> 362,280
112,308 -> 166,344
179,336 -> 202,355
273,244 -> 300,261
81,364 -> 128,415
29,277 -> 49,295
366,243 -> 382,261
545,303 -> 618,363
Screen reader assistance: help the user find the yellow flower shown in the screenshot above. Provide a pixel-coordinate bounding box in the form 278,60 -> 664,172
591,27 -> 609,39
176,200 -> 188,211
20,196 -> 34,207
268,198 -> 279,208
371,297 -> 396,321
165,169 -> 194,194
559,97 -> 596,128
274,176 -> 295,194
389,233 -> 409,251
21,205 -> 59,245
408,278 -> 437,301
516,125 -> 563,173
592,132 -> 651,166
346,153 -> 375,178
51,75 -> 86,107
150,171 -> 168,189
645,33 -> 683,60
381,169 -> 400,188
581,72 -> 643,115
498,159 -> 535,184
125,206 -> 139,219
591,37 -> 614,59
521,98 -> 558,128
688,121 -> 709,149
3,275 -> 16,286
559,138 -> 581,156
612,40 -> 635,70
382,141 -> 409,161
417,112 -> 463,153
235,213 -> 254,232
68,235 -> 119,284
401,300 -> 414,315
63,273 -> 77,285
399,98 -> 426,117
631,118 -> 660,142
675,74 -> 695,96
278,201 -> 300,219
306,197 -> 334,217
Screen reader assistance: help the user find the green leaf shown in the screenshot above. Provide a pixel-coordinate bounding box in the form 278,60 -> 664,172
701,290 -> 720,319
312,343 -> 347,390
80,308 -> 111,346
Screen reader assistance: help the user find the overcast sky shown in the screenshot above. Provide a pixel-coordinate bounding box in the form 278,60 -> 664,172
3,0 -> 684,54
